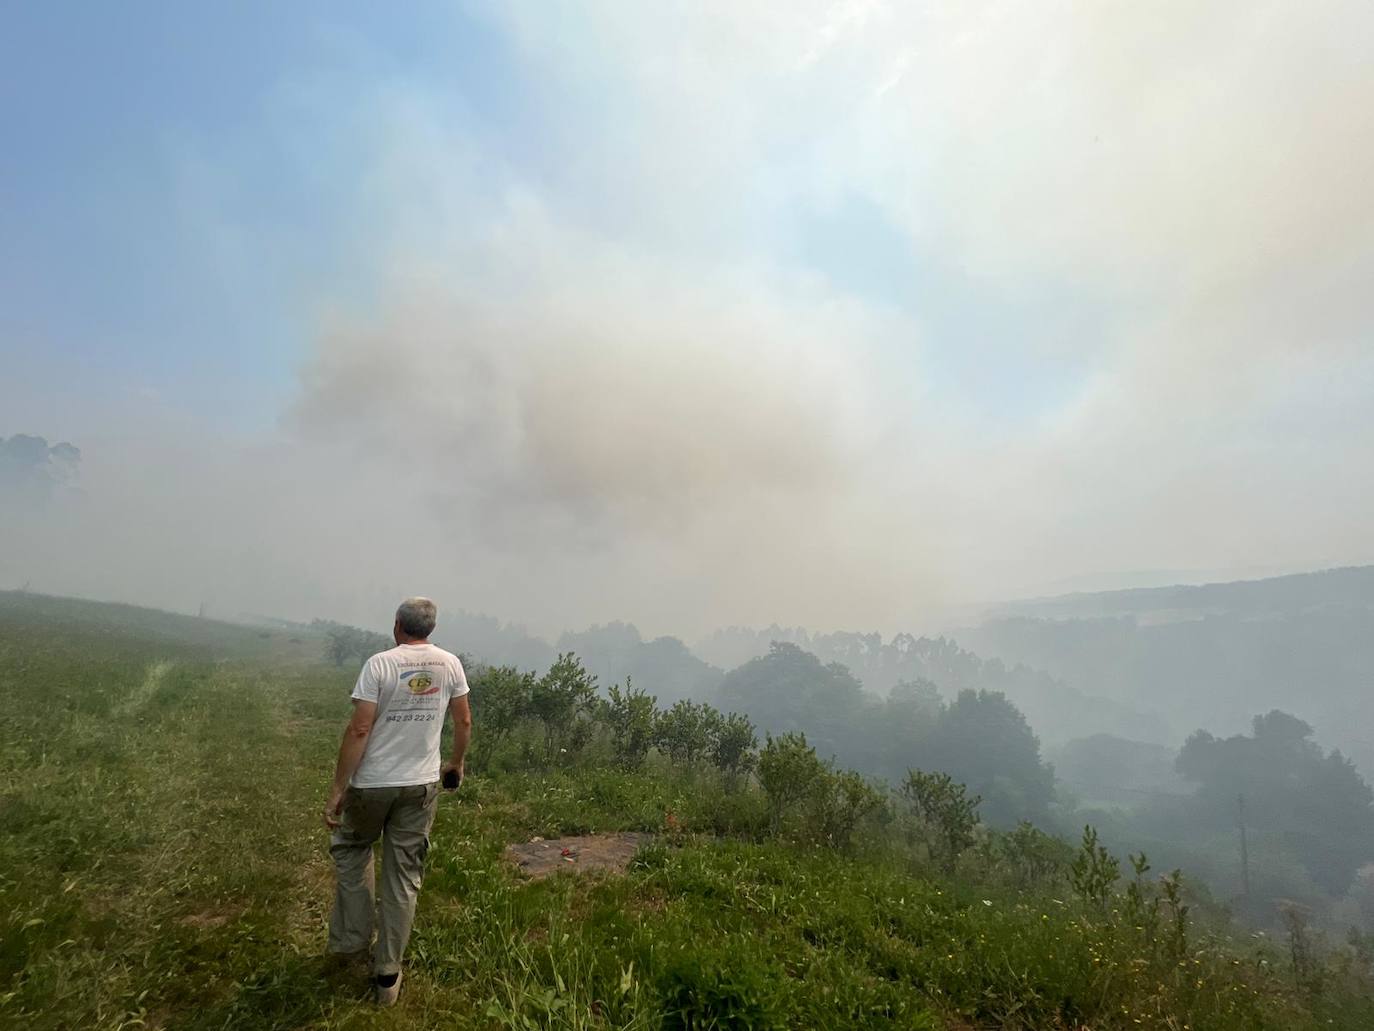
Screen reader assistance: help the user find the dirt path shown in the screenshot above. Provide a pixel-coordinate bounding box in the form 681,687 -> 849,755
506,832 -> 653,879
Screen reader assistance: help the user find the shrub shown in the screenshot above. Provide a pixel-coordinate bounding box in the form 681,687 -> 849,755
901,769 -> 981,872
528,653 -> 599,763
997,820 -> 1073,887
710,711 -> 758,782
757,733 -> 827,833
809,768 -> 884,850
655,699 -> 717,766
1069,824 -> 1120,909
603,678 -> 658,771
469,665 -> 534,755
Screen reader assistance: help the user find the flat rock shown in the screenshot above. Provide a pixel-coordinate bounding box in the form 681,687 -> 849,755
505,832 -> 653,880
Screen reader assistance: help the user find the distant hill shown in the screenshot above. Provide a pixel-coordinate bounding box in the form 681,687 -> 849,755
983,564 -> 1374,622
955,566 -> 1374,776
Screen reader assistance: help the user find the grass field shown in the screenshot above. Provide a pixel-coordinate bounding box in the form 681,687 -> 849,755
2,591 -> 1372,1029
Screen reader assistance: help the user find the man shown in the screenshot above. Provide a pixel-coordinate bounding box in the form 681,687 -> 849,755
322,596 -> 472,1007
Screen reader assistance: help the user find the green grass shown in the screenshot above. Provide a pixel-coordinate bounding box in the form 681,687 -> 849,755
2,594 -> 1372,1029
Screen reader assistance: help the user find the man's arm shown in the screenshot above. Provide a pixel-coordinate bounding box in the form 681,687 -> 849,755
322,700 -> 378,829
441,694 -> 472,788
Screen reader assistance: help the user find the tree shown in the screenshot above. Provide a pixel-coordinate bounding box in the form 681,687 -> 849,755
1175,710 -> 1374,895
921,689 -> 1054,826
0,434 -> 80,503
558,623 -> 722,706
716,642 -> 871,760
316,620 -> 391,668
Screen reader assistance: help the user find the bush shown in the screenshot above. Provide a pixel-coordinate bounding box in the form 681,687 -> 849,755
1069,824 -> 1120,909
710,711 -> 758,782
901,769 -> 981,872
469,665 -> 534,757
603,679 -> 658,771
809,768 -> 884,850
528,653 -> 599,763
757,733 -> 827,833
655,699 -> 717,766
994,820 -> 1073,887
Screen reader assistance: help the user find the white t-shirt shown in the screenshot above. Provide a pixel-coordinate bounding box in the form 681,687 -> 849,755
350,642 -> 470,788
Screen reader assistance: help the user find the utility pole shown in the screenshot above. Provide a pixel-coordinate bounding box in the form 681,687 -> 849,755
1237,793 -> 1251,898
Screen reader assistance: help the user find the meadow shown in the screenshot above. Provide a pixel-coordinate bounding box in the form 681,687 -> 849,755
2,592 -> 1372,1029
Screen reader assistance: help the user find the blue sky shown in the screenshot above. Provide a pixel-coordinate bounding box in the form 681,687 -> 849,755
2,2 -> 533,427
1,1 -> 1093,433
2,1 -> 1372,630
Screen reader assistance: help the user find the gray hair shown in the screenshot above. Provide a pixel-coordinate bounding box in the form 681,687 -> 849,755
395,597 -> 438,639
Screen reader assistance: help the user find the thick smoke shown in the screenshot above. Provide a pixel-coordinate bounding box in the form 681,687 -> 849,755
3,0 -> 1373,634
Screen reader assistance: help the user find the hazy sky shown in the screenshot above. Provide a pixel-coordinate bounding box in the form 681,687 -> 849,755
3,1 -> 1372,636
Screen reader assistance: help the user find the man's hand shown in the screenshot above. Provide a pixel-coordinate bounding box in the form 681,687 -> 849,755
324,700 -> 376,831
323,789 -> 345,830
441,760 -> 464,791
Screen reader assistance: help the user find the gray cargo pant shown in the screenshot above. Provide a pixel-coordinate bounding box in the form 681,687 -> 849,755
328,781 -> 439,976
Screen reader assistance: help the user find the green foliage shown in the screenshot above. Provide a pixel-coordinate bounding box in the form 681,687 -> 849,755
710,711 -> 758,780
6,594 -> 1374,1031
528,653 -> 599,763
659,946 -> 785,1030
1070,824 -> 1121,908
557,621 -> 722,707
754,733 -> 882,848
901,769 -> 981,872
655,698 -> 717,765
1176,711 -> 1374,895
602,678 -> 658,771
757,732 -> 827,832
717,642 -> 868,762
717,642 -> 1055,828
994,820 -> 1074,887
469,664 -> 535,755
923,689 -> 1054,826
810,768 -> 885,850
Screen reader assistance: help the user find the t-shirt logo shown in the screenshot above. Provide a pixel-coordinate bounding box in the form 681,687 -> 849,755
401,670 -> 439,696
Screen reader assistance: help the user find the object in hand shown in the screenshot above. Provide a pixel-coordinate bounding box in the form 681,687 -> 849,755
442,768 -> 461,790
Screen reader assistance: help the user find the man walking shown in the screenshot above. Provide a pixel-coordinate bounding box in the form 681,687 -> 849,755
322,597 -> 472,1006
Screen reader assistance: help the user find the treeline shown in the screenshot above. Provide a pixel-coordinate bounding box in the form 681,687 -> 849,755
958,591 -> 1374,774
323,609 -> 1374,933
466,651 -> 1068,866
468,653 -> 1049,862
462,651 -> 1374,1026
461,654 -> 1374,1028
701,624 -> 1158,744
715,642 -> 1055,827
1072,711 -> 1374,929
445,624 -> 1062,828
